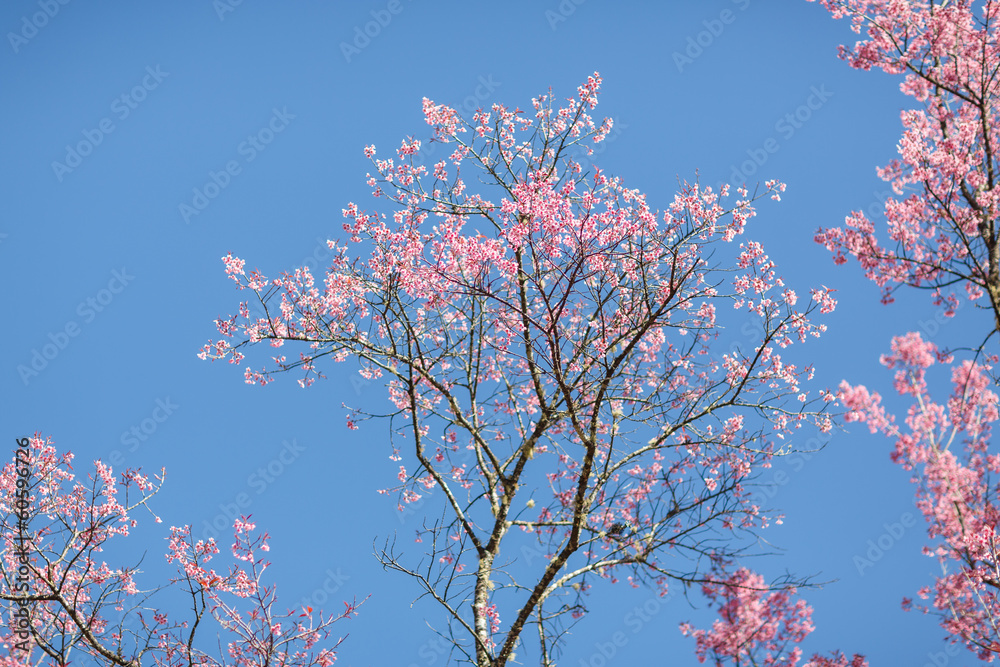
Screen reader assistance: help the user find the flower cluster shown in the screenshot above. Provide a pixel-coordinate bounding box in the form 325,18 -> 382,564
839,333 -> 1000,657
680,562 -> 867,666
813,0 -> 1000,323
201,73 -> 838,663
0,434 -> 361,667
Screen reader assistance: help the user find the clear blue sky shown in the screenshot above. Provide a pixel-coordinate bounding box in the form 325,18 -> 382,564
2,1 -> 981,664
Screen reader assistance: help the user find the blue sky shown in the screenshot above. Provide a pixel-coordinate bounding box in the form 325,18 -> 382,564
1,1 -> 984,664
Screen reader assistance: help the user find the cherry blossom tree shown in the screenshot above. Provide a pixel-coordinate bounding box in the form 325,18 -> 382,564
812,0 -> 1000,658
0,434 -> 360,666
812,0 -> 1000,345
200,73 -> 845,666
839,333 -> 1000,659
680,560 -> 868,667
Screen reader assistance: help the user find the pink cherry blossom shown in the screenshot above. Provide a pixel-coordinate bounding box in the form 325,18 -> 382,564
812,0 -> 1000,337
680,560 -> 867,666
837,333 -> 1000,657
0,434 -> 362,666
809,3 -> 1000,655
202,73 -> 842,665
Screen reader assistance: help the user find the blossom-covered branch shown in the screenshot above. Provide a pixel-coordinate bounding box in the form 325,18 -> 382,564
202,73 -> 840,666
840,333 -> 1000,658
813,0 -> 1000,339
681,560 -> 868,666
0,434 -> 361,666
